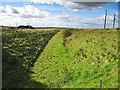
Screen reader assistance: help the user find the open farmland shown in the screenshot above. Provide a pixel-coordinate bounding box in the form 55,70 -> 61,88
2,28 -> 119,88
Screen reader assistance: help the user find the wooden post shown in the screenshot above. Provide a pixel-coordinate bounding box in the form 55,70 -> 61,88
113,14 -> 116,29
100,79 -> 102,90
104,10 -> 107,29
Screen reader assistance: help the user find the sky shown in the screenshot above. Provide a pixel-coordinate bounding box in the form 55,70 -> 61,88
0,0 -> 119,28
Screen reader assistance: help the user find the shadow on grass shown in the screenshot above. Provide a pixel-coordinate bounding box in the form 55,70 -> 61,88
2,30 -> 60,88
2,49 -> 47,88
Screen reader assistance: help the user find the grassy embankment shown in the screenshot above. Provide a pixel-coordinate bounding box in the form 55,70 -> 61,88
2,28 -> 119,88
32,28 -> 119,88
2,28 -> 58,88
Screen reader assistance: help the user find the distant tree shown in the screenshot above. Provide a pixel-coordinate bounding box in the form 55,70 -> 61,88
17,25 -> 34,29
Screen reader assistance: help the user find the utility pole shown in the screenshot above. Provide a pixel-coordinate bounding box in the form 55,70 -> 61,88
15,22 -> 17,27
9,23 -> 10,26
113,14 -> 116,29
104,9 -> 107,29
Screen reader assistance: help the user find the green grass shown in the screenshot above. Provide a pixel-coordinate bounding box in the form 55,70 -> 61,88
2,28 -> 119,88
32,28 -> 119,88
2,29 -> 58,88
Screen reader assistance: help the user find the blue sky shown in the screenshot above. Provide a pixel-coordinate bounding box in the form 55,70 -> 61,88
0,0 -> 118,28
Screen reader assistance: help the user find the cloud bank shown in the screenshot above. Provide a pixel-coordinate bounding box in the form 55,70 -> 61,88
30,0 -> 118,10
0,5 -> 49,18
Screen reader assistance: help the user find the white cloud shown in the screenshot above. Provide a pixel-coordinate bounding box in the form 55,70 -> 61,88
0,12 -> 118,28
0,5 -> 49,27
53,14 -> 118,28
0,5 -> 49,18
0,4 -> 118,28
0,5 -> 19,14
30,0 -> 118,10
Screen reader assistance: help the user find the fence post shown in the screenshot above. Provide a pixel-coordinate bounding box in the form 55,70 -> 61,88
100,79 -> 102,90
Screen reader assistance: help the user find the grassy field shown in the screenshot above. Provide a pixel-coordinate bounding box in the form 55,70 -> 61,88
2,28 -> 119,88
